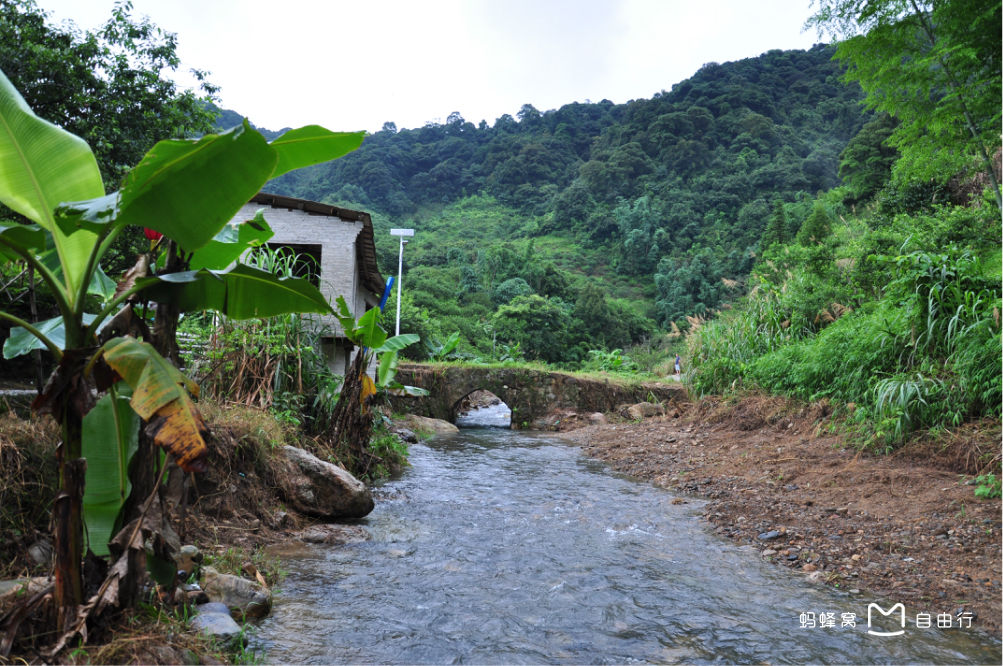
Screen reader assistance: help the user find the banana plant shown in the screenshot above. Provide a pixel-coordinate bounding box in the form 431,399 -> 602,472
332,295 -> 427,400
0,66 -> 363,632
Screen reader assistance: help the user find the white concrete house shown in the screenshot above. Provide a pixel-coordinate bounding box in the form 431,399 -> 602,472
230,192 -> 386,375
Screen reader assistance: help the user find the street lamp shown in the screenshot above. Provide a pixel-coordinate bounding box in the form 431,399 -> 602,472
389,228 -> 414,336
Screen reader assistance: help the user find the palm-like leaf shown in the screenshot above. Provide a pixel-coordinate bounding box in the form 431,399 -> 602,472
82,385 -> 139,557
269,127 -> 365,179
0,68 -> 103,304
101,337 -> 208,473
138,264 -> 334,319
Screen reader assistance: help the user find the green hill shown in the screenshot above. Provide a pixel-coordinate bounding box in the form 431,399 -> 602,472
235,45 -> 877,364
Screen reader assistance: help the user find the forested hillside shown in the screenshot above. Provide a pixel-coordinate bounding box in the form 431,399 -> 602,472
237,45 -> 874,364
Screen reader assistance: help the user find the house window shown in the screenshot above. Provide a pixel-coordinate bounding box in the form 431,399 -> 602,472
264,243 -> 322,287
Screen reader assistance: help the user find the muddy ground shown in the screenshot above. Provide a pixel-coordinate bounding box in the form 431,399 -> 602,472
557,395 -> 1002,638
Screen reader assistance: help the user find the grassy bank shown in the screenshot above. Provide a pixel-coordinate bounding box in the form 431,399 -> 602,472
685,195 -> 1001,484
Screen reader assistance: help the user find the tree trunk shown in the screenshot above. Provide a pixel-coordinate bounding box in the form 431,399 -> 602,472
120,240 -> 183,602
151,240 -> 183,365
329,350 -> 375,474
53,409 -> 85,633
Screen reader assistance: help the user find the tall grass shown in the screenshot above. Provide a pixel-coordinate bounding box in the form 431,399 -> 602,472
180,246 -> 343,424
687,237 -> 1001,448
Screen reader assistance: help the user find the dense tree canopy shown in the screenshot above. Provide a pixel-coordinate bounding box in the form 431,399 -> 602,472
807,0 -> 1002,207
0,0 -> 219,187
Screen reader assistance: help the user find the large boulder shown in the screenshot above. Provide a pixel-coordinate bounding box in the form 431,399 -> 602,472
622,402 -> 665,420
398,414 -> 459,436
275,445 -> 374,519
200,567 -> 272,620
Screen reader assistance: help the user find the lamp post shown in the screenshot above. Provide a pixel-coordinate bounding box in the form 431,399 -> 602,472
390,228 -> 414,336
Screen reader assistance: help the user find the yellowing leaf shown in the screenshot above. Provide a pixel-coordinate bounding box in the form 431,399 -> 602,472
101,336 -> 208,472
145,395 -> 209,473
359,373 -> 377,414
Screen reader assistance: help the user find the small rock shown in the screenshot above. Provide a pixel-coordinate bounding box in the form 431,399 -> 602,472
176,545 -> 202,579
297,524 -> 369,545
588,412 -> 607,424
758,530 -> 782,541
624,402 -> 665,420
762,549 -> 778,557
200,567 -> 272,620
802,563 -> 818,572
400,414 -> 459,436
27,539 -> 52,567
190,611 -> 244,647
394,427 -> 418,443
195,601 -> 232,615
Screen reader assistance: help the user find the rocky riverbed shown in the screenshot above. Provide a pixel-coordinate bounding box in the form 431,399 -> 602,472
560,394 -> 1002,637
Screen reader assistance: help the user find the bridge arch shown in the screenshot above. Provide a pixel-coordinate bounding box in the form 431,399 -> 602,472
390,364 -> 685,427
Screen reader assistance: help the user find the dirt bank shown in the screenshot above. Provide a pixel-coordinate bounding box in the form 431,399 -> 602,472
561,394 -> 1002,637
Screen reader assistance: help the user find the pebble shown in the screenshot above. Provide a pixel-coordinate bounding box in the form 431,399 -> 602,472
758,530 -> 782,541
762,549 -> 778,557
802,563 -> 818,572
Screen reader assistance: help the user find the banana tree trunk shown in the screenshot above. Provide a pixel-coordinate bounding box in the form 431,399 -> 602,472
53,405 -> 84,632
330,350 -> 375,474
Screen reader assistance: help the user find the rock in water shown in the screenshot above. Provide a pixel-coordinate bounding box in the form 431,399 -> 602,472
200,567 -> 273,620
276,445 -> 374,519
400,414 -> 459,436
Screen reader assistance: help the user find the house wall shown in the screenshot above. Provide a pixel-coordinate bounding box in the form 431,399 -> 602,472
231,202 -> 378,377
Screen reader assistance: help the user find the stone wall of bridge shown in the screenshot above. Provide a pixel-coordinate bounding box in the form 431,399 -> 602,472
389,364 -> 686,427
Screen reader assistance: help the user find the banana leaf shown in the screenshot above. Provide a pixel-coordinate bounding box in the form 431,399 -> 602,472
82,385 -> 139,557
137,264 -> 333,319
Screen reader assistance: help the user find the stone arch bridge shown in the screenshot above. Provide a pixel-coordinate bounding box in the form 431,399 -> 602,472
389,363 -> 686,427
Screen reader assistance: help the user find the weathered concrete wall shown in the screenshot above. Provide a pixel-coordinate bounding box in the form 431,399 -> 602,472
389,364 -> 686,426
232,202 -> 365,330
230,202 -> 381,376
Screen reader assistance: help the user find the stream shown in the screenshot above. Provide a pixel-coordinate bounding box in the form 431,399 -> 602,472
251,413 -> 1000,664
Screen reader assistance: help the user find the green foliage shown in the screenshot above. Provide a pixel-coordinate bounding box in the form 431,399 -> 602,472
582,348 -> 639,374
362,418 -> 410,481
973,474 -> 1001,499
796,202 -> 833,246
837,113 -> 898,202
493,277 -> 534,305
808,0 -> 1002,208
81,385 -> 139,557
0,0 -> 223,275
688,193 -> 1002,449
263,44 -> 871,361
426,331 -> 462,361
0,61 -> 362,620
0,0 -> 219,187
492,294 -> 574,363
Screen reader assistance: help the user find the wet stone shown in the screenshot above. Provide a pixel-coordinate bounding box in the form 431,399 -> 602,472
758,530 -> 782,541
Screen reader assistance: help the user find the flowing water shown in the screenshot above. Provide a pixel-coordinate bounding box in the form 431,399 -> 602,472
251,420 -> 1000,664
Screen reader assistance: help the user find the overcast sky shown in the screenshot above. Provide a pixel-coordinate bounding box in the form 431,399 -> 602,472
36,0 -> 823,133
